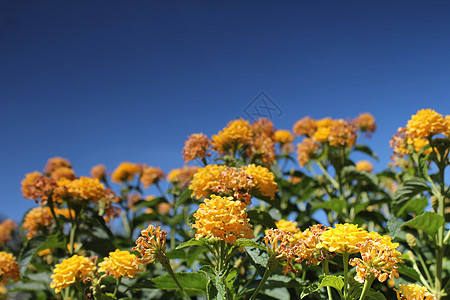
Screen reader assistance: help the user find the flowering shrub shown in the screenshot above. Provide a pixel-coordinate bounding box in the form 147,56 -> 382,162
0,110 -> 449,300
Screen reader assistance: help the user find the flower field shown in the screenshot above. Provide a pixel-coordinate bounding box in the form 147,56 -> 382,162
1,109 -> 449,300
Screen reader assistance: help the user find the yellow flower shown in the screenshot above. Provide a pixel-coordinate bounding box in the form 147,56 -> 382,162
352,113 -> 377,134
167,166 -> 199,188
274,130 -> 294,144
50,255 -> 96,294
0,219 -> 16,245
132,225 -> 167,266
98,249 -> 139,279
243,164 -> 278,200
320,223 -> 368,254
189,165 -> 227,199
59,177 -> 106,202
313,127 -> 332,143
0,252 -> 20,285
356,160 -> 374,172
297,138 -> 320,167
44,157 -> 72,174
140,166 -> 166,188
212,119 -> 254,154
275,219 -> 299,234
50,167 -> 76,181
292,117 -> 317,137
182,133 -> 212,163
90,164 -> 106,180
406,109 -> 448,139
193,195 -> 254,245
349,235 -> 402,283
394,283 -> 436,300
111,162 -> 141,183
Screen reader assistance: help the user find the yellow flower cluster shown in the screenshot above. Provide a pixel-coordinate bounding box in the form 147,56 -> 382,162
50,255 -> 96,294
327,119 -> 357,147
395,283 -> 436,300
167,166 -> 199,188
58,177 -> 106,202
193,195 -> 254,245
111,162 -> 141,183
356,160 -> 373,172
212,119 -> 254,154
98,249 -> 139,279
274,130 -> 294,144
406,109 -> 448,140
320,223 -> 368,254
275,219 -> 299,234
140,166 -> 166,188
189,164 -> 277,202
0,219 -> 16,245
133,225 -> 167,266
296,138 -> 320,167
0,252 -> 20,285
182,133 -> 212,163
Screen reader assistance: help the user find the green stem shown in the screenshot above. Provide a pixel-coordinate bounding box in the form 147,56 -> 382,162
322,259 -> 333,300
68,223 -> 78,255
249,256 -> 278,300
112,277 -> 121,298
74,282 -> 88,299
358,276 -> 374,300
317,161 -> 340,190
342,253 -> 349,300
160,253 -> 192,300
414,248 -> 434,289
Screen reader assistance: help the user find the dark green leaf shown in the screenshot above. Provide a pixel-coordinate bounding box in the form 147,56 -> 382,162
392,178 -> 430,216
135,272 -> 207,293
301,275 -> 344,298
354,144 -> 379,160
247,210 -> 276,228
397,265 -> 421,282
403,212 -> 444,237
235,239 -> 267,250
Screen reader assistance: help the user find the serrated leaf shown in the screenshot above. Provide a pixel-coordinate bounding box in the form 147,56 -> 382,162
392,178 -> 430,216
403,212 -> 444,237
175,238 -> 215,252
301,275 -> 344,298
396,197 -> 428,218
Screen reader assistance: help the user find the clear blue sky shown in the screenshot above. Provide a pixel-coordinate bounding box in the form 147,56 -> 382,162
1,1 -> 450,221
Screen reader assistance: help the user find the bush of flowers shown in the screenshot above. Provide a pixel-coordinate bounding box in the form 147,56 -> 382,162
0,109 -> 449,299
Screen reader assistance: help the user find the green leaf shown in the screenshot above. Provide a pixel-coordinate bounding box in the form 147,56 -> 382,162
366,290 -> 387,300
301,275 -> 344,298
397,265 -> 421,282
403,212 -> 445,237
235,238 -> 267,250
247,209 -> 276,228
175,189 -> 193,210
354,144 -> 379,160
396,197 -> 428,218
392,178 -> 430,216
135,272 -> 207,293
342,165 -> 379,186
387,217 -> 404,239
312,198 -> 347,213
175,238 -> 214,251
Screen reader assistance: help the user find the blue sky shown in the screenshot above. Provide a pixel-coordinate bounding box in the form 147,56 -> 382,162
1,1 -> 450,221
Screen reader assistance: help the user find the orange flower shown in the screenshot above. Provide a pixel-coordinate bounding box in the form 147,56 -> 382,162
243,164 -> 278,200
59,177 -> 106,202
111,162 -> 141,183
395,284 -> 436,300
263,229 -> 296,274
0,252 -> 20,285
132,225 -> 167,266
274,130 -> 294,144
167,166 -> 199,188
275,219 -> 299,234
140,166 -> 165,188
246,134 -> 276,167
44,157 -> 72,175
293,117 -> 317,137
251,118 -> 276,138
291,224 -> 328,266
0,219 -> 16,245
182,133 -> 212,163
23,207 -> 54,239
193,195 -> 254,245
50,167 -> 76,180
189,165 -> 227,199
353,113 -> 377,134
328,119 -> 357,147
90,164 -> 106,180
297,138 -> 320,167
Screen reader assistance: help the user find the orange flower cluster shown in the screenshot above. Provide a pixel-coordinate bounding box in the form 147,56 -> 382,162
356,160 -> 374,172
58,177 -> 106,202
274,130 -> 294,144
193,195 -> 254,245
90,164 -> 106,180
50,167 -> 76,180
189,164 -> 277,202
394,283 -> 436,300
140,166 -> 166,188
296,138 -> 320,167
0,252 -> 20,285
23,207 -> 73,239
263,229 -> 296,274
98,249 -> 139,279
21,172 -> 59,204
352,112 -> 377,135
167,166 -> 199,188
293,117 -> 317,137
132,225 -> 167,266
275,219 -> 299,234
0,219 -> 16,245
50,255 -> 96,294
44,157 -> 72,175
291,224 -> 328,266
111,162 -> 141,183
406,109 -> 448,140
212,119 -> 254,154
182,133 -> 212,163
